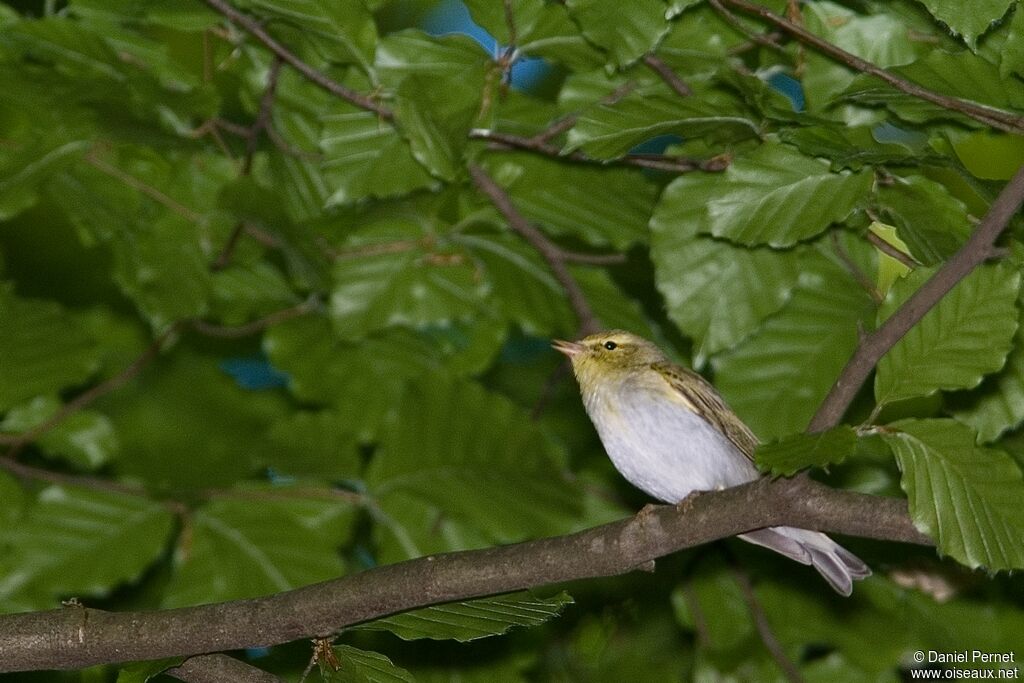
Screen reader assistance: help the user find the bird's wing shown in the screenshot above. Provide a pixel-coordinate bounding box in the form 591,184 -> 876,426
652,361 -> 760,460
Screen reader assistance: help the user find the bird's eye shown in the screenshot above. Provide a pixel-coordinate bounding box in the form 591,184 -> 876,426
604,341 -> 617,350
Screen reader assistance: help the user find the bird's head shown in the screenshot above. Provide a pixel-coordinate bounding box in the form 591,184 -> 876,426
552,330 -> 668,390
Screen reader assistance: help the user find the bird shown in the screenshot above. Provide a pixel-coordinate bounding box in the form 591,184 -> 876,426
553,329 -> 870,595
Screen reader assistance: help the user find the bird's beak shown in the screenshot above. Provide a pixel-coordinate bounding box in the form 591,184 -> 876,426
552,339 -> 586,357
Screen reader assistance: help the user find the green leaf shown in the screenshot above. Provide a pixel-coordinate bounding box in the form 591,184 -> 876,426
376,30 -> 490,88
0,486 -> 174,612
914,0 -> 1015,48
517,4 -> 606,70
163,493 -> 354,608
100,352 -> 290,490
677,555 -> 755,662
650,190 -> 803,358
329,242 -> 486,341
0,136 -> 89,220
840,50 -> 1024,125
566,90 -> 756,160
263,319 -> 441,441
883,419 -> 1024,570
565,0 -> 670,66
367,377 -> 582,544
799,2 -> 921,112
669,143 -> 873,248
0,287 -> 99,412
875,264 -> 1020,406
263,410 -> 363,479
319,107 -> 436,206
0,396 -> 119,470
573,266 -> 658,339
115,658 -> 186,683
453,231 -> 571,337
110,213 -> 213,328
779,125 -> 927,172
483,152 -> 658,248
394,75 -> 479,182
321,645 -> 415,683
210,261 -> 300,326
357,592 -> 574,642
233,0 -> 376,70
755,426 -> 858,476
464,0 -> 545,45
874,175 -> 972,265
1002,5 -> 1024,78
70,1 -> 217,31
951,315 -> 1024,442
713,259 -> 876,439
951,129 -> 1024,181
0,473 -> 25,526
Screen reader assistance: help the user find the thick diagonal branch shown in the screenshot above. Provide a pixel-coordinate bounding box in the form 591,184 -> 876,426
0,477 -> 927,672
809,163 -> 1024,431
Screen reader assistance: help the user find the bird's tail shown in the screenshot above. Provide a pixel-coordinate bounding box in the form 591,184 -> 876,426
738,526 -> 871,596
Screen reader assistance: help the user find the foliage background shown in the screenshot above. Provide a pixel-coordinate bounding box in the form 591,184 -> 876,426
1,0 -> 1024,680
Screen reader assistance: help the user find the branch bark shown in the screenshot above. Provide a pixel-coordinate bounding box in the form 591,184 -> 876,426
0,476 -> 927,672
201,0 -> 392,120
808,163 -> 1024,432
719,0 -> 1024,135
468,163 -> 602,335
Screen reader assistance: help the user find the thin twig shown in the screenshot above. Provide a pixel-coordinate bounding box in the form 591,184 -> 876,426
709,0 -> 787,53
830,231 -> 882,303
559,250 -> 628,265
532,81 -> 637,144
502,0 -> 518,45
0,456 -> 159,501
213,56 -> 284,271
322,237 -> 428,261
0,324 -> 183,457
720,0 -> 1024,134
470,129 -> 726,174
531,360 -> 571,421
202,0 -> 392,120
242,56 -> 284,174
84,152 -> 204,224
731,565 -> 806,683
642,54 -> 692,97
678,581 -> 711,649
809,163 -> 1024,432
189,298 -> 318,339
469,164 -> 601,335
866,230 -> 920,269
728,31 -> 785,55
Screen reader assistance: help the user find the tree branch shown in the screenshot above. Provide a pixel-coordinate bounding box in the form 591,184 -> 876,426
719,0 -> 1024,135
0,476 -> 927,672
0,323 -> 182,456
641,53 -> 692,97
731,565 -> 805,683
213,56 -> 284,271
469,129 -> 727,174
468,163 -> 601,335
200,0 -> 392,120
808,163 -> 1024,432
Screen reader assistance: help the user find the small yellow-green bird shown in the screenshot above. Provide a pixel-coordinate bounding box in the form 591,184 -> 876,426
554,330 -> 870,595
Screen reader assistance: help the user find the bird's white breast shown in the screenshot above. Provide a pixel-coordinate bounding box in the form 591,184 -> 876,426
583,378 -> 758,503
